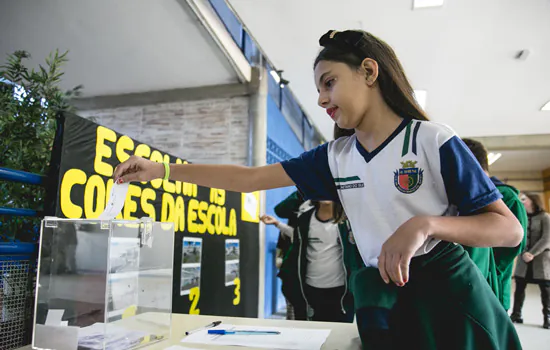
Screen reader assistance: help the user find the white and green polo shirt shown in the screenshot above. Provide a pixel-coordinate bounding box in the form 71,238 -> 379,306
281,118 -> 501,267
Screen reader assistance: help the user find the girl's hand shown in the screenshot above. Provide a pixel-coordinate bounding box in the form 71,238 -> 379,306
113,155 -> 165,183
522,252 -> 534,263
378,216 -> 431,286
260,215 -> 279,226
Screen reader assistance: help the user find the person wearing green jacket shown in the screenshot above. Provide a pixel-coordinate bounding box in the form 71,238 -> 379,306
262,196 -> 354,323
462,138 -> 528,311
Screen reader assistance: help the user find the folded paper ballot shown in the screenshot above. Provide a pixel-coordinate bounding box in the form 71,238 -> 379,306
77,322 -> 153,350
99,182 -> 129,220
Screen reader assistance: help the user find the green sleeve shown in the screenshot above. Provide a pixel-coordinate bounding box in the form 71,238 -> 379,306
274,191 -> 302,219
493,186 -> 528,273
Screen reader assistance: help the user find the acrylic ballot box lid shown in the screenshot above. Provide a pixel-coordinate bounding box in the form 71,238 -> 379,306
32,217 -> 174,350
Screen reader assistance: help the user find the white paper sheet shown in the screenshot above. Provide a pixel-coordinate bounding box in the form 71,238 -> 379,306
164,346 -> 203,350
243,193 -> 258,219
181,324 -> 331,350
45,309 -> 65,326
99,182 -> 129,220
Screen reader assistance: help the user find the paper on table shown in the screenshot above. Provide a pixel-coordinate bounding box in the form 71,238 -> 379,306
164,346 -> 203,350
99,182 -> 129,220
78,322 -> 150,350
182,324 -> 331,350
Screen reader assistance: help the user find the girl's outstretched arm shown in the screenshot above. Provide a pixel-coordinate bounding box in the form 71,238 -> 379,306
113,155 -> 295,193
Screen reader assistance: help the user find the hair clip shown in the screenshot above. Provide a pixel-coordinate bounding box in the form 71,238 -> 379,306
319,30 -> 366,60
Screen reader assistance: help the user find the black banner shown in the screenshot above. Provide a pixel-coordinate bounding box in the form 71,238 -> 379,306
55,112 -> 259,318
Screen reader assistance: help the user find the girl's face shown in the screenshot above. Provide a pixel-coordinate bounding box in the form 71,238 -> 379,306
314,60 -> 375,130
520,194 -> 534,213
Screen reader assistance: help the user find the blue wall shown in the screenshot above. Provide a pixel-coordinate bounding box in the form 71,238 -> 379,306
264,95 -> 304,317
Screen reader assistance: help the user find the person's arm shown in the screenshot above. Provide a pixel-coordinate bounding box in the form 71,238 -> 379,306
260,215 -> 294,241
436,135 -> 523,247
427,200 -> 523,248
114,143 -> 339,201
378,134 -> 523,286
527,213 -> 550,257
275,248 -> 284,269
275,222 -> 295,241
379,201 -> 523,286
113,155 -> 294,193
492,187 -> 528,272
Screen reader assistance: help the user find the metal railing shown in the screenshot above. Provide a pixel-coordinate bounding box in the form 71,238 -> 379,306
0,167 -> 43,349
0,168 -> 46,218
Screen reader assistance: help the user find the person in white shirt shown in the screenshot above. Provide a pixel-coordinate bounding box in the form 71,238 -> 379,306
261,200 -> 353,323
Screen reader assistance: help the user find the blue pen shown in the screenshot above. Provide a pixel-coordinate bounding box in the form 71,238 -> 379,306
208,329 -> 281,335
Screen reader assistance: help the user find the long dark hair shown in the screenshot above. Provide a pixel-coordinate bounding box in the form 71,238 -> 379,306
314,30 -> 429,123
310,200 -> 345,224
523,192 -> 545,214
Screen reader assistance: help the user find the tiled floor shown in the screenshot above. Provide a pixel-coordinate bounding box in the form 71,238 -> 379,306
513,283 -> 550,349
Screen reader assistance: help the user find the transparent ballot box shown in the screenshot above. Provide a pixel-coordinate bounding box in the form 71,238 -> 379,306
33,218 -> 174,350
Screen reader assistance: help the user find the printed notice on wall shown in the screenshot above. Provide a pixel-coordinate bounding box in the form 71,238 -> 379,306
181,237 -> 202,295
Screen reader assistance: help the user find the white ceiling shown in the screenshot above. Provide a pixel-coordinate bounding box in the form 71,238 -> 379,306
228,0 -> 550,140
0,0 -> 239,97
489,149 -> 550,172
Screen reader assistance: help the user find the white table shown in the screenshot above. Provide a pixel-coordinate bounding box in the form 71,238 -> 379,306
20,313 -> 361,350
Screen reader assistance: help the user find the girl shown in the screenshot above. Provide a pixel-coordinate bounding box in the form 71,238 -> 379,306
511,192 -> 550,329
261,199 -> 354,323
114,29 -> 524,349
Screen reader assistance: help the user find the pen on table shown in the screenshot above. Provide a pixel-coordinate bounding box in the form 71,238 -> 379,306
185,321 -> 222,335
208,329 -> 281,335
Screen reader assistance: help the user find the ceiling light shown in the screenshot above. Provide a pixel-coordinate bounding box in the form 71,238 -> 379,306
541,100 -> 550,111
488,152 -> 502,165
413,90 -> 427,110
270,70 -> 281,84
413,0 -> 444,9
270,69 -> 289,88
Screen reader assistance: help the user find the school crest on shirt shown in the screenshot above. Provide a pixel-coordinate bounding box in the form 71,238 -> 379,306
394,160 -> 424,194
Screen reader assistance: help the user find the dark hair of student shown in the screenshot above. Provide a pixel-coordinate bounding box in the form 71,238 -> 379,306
314,30 -> 429,124
524,192 -> 545,214
310,200 -> 345,224
462,138 -> 489,172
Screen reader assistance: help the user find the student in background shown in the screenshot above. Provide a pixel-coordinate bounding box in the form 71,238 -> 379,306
511,192 -> 550,329
261,199 -> 354,323
462,138 -> 527,311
